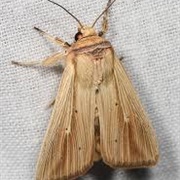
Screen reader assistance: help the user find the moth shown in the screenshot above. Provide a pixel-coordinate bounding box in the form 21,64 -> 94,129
12,0 -> 159,179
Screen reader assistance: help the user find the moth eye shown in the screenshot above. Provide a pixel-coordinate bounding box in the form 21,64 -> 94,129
75,32 -> 83,41
98,31 -> 104,36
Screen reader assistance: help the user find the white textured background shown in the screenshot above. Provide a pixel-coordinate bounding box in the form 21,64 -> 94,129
1,0 -> 180,180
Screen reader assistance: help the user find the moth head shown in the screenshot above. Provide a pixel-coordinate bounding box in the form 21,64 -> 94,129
75,26 -> 97,41
47,0 -> 116,41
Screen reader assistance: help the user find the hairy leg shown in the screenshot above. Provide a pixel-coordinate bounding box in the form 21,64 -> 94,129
34,27 -> 70,48
99,0 -> 112,37
12,52 -> 65,67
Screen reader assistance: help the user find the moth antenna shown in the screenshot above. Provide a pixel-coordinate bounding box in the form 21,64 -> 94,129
47,0 -> 83,28
91,0 -> 116,28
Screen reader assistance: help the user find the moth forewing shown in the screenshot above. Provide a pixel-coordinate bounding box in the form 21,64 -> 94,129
36,56 -> 95,180
98,54 -> 159,168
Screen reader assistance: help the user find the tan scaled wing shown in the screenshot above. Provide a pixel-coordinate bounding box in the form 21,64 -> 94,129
36,54 -> 96,180
97,49 -> 159,168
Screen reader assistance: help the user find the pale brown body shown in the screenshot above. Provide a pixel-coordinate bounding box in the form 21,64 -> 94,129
34,34 -> 158,180
12,1 -> 159,180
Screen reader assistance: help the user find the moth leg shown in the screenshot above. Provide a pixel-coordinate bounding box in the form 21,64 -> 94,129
119,57 -> 123,61
34,27 -> 70,48
46,98 -> 55,109
12,52 -> 65,67
99,0 -> 112,37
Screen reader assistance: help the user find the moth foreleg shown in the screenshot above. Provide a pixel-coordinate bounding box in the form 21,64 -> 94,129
46,98 -> 55,109
119,57 -> 123,61
99,0 -> 112,37
34,27 -> 70,48
12,52 -> 65,67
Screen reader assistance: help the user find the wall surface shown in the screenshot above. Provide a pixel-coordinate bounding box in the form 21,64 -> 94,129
1,0 -> 180,179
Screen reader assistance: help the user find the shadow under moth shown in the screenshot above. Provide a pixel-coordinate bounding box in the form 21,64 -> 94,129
12,0 -> 159,179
